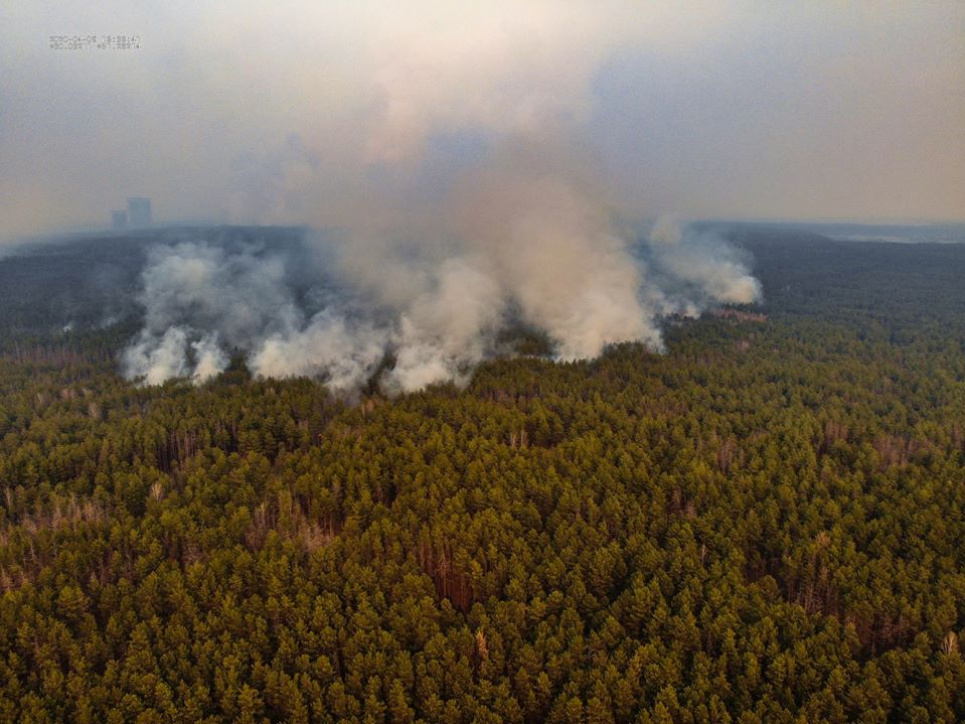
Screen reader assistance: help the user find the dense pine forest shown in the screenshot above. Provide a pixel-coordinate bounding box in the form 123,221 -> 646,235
2,228 -> 965,723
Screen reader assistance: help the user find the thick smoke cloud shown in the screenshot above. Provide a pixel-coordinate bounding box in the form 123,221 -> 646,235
19,0 -> 756,390
646,215 -> 762,311
121,214 -> 761,392
6,2 -> 958,390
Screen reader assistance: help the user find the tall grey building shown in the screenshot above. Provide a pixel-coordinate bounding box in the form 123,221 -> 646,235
127,197 -> 152,227
111,210 -> 127,230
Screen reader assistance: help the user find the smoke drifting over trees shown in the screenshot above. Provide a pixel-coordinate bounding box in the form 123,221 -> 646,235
7,2 -> 760,390
106,6 -> 761,392
121,215 -> 761,392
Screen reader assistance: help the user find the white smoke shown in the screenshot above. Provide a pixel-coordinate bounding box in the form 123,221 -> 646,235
647,215 -> 762,309
452,168 -> 664,359
115,3 -> 761,393
383,256 -> 505,392
250,313 -> 389,393
120,211 -> 761,392
123,327 -> 189,386
191,334 -> 229,384
137,241 -> 303,345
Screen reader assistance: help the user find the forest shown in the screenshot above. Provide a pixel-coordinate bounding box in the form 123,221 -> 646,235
1,227 -> 965,723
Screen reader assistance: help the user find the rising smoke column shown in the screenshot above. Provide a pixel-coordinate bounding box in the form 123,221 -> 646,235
119,3 -> 762,392
447,153 -> 666,360
642,215 -> 762,317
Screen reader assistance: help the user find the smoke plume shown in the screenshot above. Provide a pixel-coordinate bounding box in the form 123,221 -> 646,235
114,3 -> 761,392
121,212 -> 760,392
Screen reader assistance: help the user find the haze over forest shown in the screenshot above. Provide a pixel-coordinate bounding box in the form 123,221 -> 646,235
4,1 -> 963,395
4,3 -> 965,722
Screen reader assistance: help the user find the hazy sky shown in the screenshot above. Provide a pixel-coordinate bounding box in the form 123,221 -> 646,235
1,1 -> 963,240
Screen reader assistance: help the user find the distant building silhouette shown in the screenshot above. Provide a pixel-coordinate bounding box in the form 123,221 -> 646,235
111,211 -> 127,230
127,197 -> 152,227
